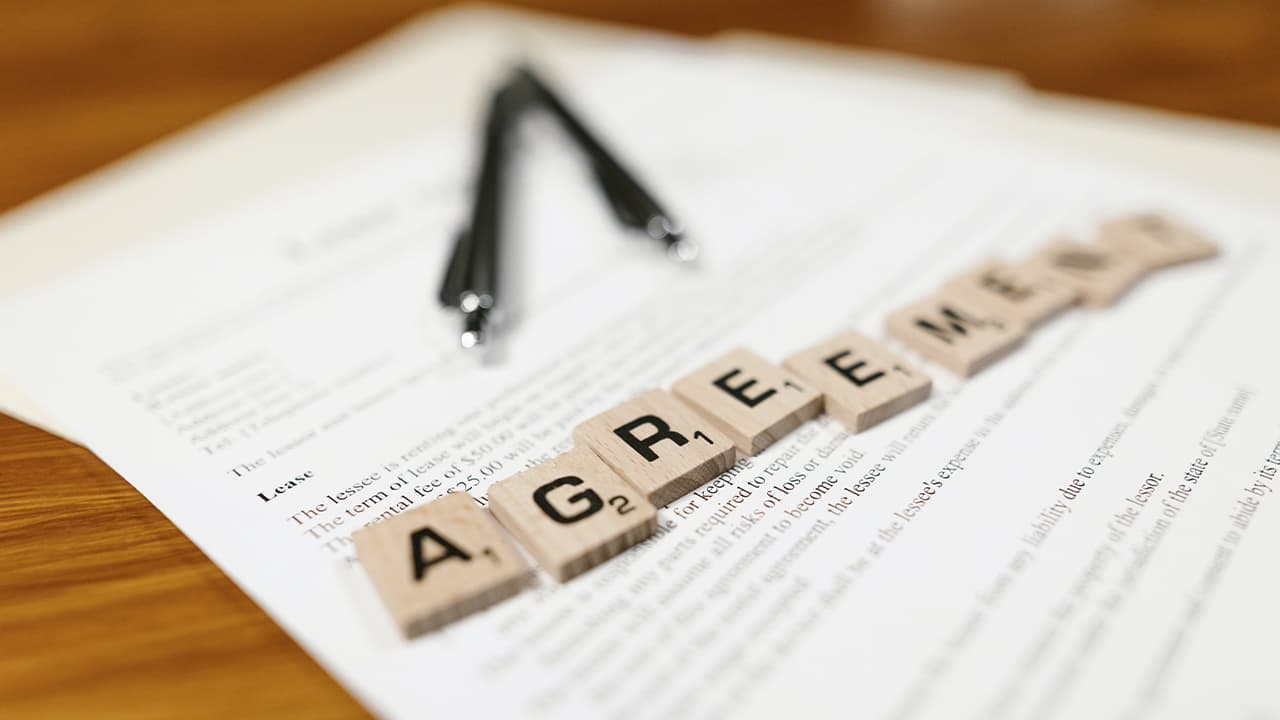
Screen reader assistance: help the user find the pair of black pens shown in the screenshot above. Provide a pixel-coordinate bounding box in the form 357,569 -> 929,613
438,65 -> 695,350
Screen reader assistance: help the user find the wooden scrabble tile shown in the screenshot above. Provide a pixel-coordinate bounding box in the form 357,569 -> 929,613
783,330 -> 930,433
574,389 -> 736,507
885,292 -> 1026,378
1023,238 -> 1147,307
944,259 -> 1079,328
1099,212 -> 1219,269
488,448 -> 658,582
352,492 -> 530,638
671,347 -> 823,455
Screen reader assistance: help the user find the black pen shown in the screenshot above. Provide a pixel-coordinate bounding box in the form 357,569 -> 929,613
439,79 -> 526,349
515,65 -> 698,262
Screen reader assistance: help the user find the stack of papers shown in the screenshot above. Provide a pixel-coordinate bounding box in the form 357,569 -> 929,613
3,6 -> 1277,717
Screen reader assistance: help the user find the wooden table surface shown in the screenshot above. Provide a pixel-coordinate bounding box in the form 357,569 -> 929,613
3,1 -> 1278,716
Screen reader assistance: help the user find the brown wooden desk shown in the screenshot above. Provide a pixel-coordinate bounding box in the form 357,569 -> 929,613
2,1 -> 1277,716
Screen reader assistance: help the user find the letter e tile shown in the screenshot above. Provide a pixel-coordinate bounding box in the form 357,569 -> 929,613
672,347 -> 823,455
783,330 -> 931,432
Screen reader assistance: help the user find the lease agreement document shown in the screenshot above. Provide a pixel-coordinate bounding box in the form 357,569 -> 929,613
2,49 -> 1277,718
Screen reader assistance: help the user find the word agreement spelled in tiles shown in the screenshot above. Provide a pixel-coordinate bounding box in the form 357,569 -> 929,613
783,330 -> 931,433
886,292 -> 1026,378
672,346 -> 823,455
352,492 -> 530,638
488,448 -> 658,581
574,389 -> 736,507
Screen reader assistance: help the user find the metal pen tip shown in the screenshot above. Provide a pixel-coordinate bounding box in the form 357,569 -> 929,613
460,329 -> 484,349
646,215 -> 679,241
460,308 -> 488,349
667,237 -> 700,263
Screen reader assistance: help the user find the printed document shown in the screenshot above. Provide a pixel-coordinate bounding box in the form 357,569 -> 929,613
1,52 -> 1277,718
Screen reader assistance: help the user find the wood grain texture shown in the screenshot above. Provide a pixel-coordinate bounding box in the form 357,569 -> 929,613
5,0 -> 1280,216
0,414 -> 367,718
2,0 -> 1278,715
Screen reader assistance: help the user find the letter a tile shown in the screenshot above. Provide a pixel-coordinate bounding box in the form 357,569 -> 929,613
1099,212 -> 1219,270
1023,238 -> 1147,307
574,389 -> 736,507
886,293 -> 1026,378
783,330 -> 930,433
353,492 -> 530,638
944,259 -> 1079,328
488,448 -> 658,581
672,347 -> 823,455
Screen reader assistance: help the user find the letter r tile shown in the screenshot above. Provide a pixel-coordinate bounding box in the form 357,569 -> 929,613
672,347 -> 823,455
488,448 -> 657,581
574,389 -> 736,507
783,330 -> 931,433
352,492 -> 530,638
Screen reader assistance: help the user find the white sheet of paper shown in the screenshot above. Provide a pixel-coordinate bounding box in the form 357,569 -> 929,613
2,42 -> 1278,720
0,7 -> 1025,440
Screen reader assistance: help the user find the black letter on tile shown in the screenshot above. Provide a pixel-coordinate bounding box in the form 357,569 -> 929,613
978,271 -> 1033,301
915,305 -> 997,344
410,527 -> 471,581
614,415 -> 688,462
533,475 -> 604,524
824,350 -> 885,386
713,368 -> 777,408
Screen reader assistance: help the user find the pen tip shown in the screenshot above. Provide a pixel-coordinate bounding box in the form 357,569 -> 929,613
667,237 -> 700,264
460,330 -> 485,349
